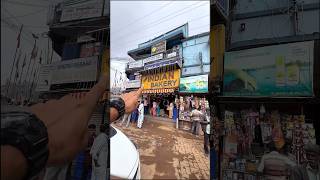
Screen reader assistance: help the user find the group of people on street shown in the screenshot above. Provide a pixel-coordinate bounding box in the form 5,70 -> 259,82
120,100 -> 145,129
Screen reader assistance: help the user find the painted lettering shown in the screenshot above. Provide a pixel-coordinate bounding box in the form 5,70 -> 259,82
168,71 -> 174,79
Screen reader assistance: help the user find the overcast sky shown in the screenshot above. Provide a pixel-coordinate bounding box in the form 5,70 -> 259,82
1,0 -> 210,88
110,0 -> 210,87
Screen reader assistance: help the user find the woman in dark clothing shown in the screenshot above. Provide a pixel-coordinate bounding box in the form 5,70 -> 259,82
172,104 -> 178,122
131,107 -> 139,125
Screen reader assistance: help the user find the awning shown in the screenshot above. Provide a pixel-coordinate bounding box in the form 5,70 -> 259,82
142,88 -> 175,94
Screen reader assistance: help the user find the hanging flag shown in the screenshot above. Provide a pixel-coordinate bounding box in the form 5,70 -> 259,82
31,44 -> 38,59
22,54 -> 27,68
15,50 -> 22,69
15,70 -> 19,79
38,50 -> 43,64
17,25 -> 23,49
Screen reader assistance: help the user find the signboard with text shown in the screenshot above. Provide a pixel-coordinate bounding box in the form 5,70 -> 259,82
179,74 -> 208,93
143,53 -> 163,64
61,0 -> 104,22
151,41 -> 166,55
223,41 -> 314,96
35,64 -> 55,92
128,60 -> 143,69
142,69 -> 180,90
126,80 -> 141,89
51,56 -> 98,85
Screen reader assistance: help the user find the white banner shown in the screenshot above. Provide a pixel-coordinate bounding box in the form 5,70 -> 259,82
167,51 -> 177,58
60,0 -> 103,22
143,53 -> 163,64
51,56 -> 98,84
35,64 -> 55,92
128,60 -> 143,69
126,80 -> 141,89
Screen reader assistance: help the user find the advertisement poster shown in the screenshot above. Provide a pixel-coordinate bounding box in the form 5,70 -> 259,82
61,0 -> 104,22
223,41 -> 314,96
128,60 -> 143,69
51,56 -> 98,84
151,41 -> 166,55
126,80 -> 141,89
35,64 -> 55,92
179,74 -> 208,93
142,69 -> 180,90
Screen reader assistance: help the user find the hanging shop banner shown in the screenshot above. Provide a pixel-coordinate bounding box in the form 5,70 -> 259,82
128,60 -> 143,69
179,74 -> 208,93
151,41 -> 166,55
144,58 -> 181,70
51,56 -> 98,84
167,51 -> 177,58
142,69 -> 180,90
143,53 -> 163,64
60,0 -> 104,22
126,80 -> 141,89
35,64 -> 55,92
223,41 -> 314,96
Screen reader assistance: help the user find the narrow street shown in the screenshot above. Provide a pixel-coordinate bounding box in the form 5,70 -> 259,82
114,116 -> 210,180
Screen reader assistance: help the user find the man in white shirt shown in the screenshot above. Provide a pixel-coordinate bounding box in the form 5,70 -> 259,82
137,101 -> 144,128
257,144 -> 296,180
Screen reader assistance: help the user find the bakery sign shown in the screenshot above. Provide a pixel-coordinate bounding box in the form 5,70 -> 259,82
151,40 -> 166,55
142,69 -> 180,90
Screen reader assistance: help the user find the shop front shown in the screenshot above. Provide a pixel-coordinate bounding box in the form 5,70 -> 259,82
178,74 -> 210,131
212,40 -> 319,180
141,69 -> 180,118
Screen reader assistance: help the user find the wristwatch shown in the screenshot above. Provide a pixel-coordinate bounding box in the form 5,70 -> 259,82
1,105 -> 49,179
110,97 -> 126,120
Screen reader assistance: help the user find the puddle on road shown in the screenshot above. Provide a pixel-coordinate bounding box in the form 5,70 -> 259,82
157,125 -> 174,132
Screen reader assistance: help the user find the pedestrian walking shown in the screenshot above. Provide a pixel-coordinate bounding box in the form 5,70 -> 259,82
152,101 -> 157,116
173,104 -> 179,129
168,102 -> 174,119
201,108 -> 210,155
137,101 -> 144,128
190,107 -> 203,135
125,112 -> 132,127
130,106 -> 139,125
144,99 -> 148,115
156,102 -> 160,117
120,113 -> 131,127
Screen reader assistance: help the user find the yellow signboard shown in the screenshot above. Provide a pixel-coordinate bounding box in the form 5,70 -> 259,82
142,69 -> 180,90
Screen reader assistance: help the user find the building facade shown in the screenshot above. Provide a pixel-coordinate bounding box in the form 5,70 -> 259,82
36,0 -> 109,98
209,1 -> 320,179
125,24 -> 210,121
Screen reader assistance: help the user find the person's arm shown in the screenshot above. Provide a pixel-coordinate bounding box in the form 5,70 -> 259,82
1,145 -> 27,180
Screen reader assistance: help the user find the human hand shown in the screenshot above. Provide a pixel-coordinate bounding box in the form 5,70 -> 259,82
28,74 -> 107,165
120,87 -> 143,113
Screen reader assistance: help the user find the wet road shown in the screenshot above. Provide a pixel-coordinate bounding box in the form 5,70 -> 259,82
114,116 -> 209,179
